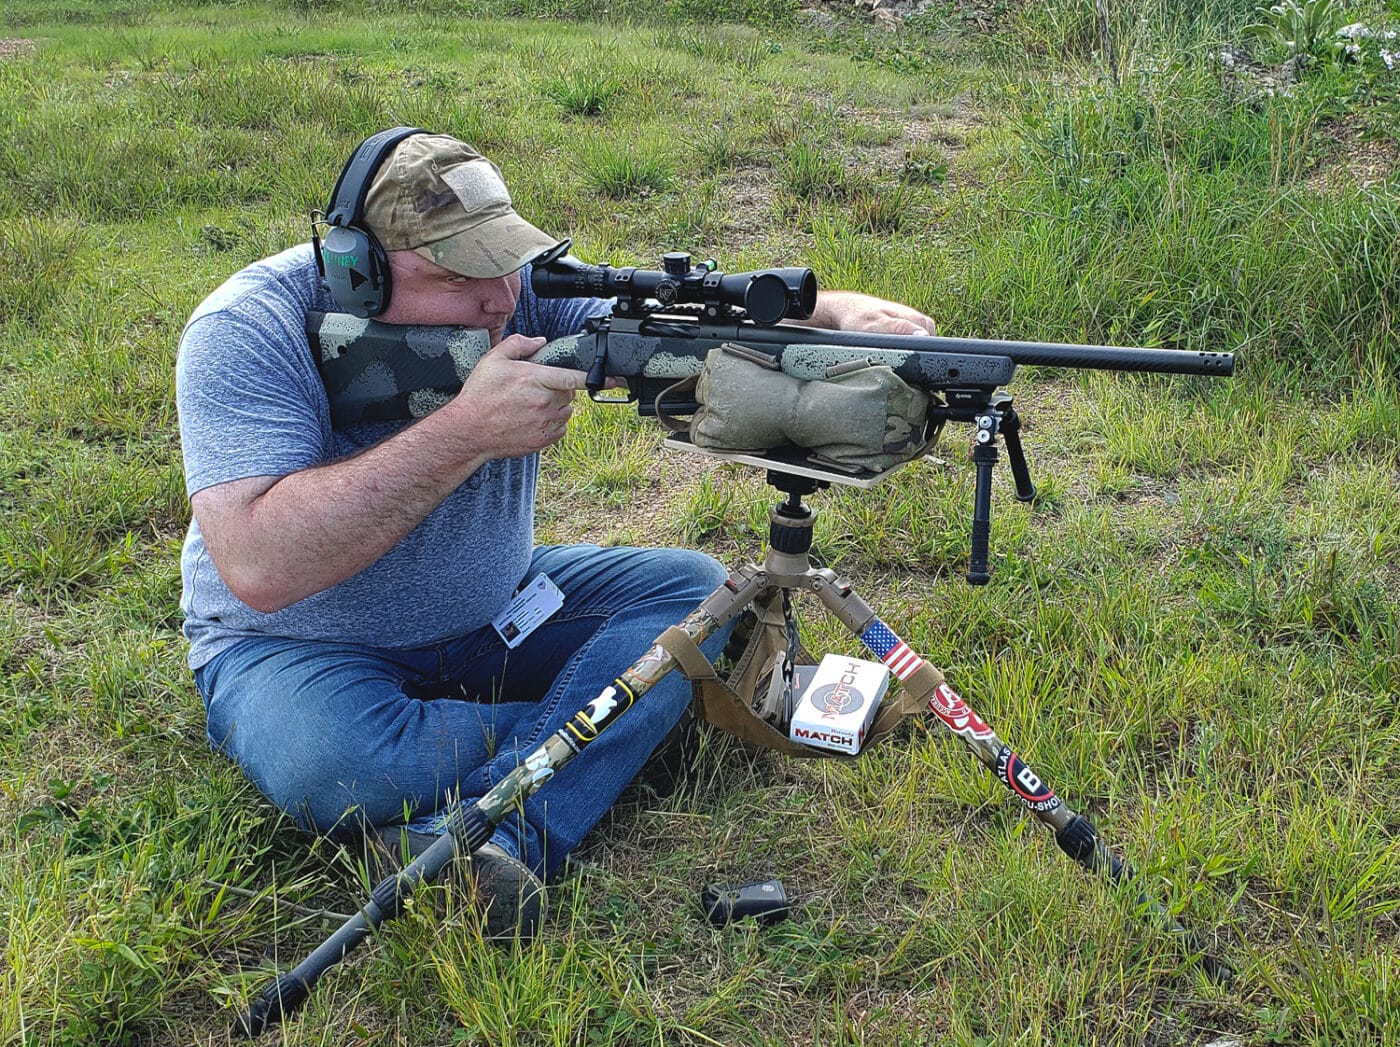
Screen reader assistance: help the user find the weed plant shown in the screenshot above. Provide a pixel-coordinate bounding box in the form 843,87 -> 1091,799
2,2 -> 1399,1046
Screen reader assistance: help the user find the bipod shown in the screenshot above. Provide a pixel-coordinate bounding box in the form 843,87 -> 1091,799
922,389 -> 1039,584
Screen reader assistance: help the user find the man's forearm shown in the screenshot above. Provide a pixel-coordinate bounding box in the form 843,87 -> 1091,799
201,405 -> 489,613
799,290 -> 938,336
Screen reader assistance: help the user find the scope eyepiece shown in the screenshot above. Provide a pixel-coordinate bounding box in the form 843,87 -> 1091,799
531,251 -> 817,326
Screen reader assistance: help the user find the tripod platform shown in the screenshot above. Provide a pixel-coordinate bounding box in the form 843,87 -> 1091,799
662,432 -> 909,489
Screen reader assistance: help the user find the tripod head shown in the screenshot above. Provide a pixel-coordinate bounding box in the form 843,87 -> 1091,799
762,469 -> 829,560
766,469 -> 827,505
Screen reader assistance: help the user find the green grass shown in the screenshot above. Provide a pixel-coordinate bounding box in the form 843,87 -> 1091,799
3,1 -> 1400,1044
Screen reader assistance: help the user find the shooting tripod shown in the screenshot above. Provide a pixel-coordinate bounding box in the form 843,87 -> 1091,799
665,465 -> 1225,974
238,426 -> 1230,1036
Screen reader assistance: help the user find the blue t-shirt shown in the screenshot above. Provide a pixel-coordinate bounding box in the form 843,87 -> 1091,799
175,243 -> 610,669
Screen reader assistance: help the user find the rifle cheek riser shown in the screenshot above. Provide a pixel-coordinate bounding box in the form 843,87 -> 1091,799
308,251 -> 1233,583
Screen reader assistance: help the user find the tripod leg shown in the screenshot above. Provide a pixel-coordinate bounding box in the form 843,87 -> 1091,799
237,568 -> 768,1036
808,578 -> 1231,983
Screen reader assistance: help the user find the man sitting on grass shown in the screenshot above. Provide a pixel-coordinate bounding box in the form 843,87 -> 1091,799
175,130 -> 937,939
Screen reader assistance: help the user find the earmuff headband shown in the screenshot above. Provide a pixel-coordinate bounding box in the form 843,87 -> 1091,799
325,126 -> 426,228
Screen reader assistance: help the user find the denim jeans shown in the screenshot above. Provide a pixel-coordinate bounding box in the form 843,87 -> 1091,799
194,544 -> 732,878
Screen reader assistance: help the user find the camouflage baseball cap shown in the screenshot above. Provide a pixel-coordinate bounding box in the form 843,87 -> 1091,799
363,134 -> 560,279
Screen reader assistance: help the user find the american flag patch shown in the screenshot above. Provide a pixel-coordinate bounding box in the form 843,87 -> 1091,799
861,620 -> 924,681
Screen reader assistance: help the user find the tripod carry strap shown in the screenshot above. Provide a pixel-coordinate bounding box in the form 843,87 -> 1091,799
659,597 -> 935,758
664,623 -> 821,757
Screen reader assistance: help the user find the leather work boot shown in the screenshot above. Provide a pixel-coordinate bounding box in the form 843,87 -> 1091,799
370,827 -> 546,941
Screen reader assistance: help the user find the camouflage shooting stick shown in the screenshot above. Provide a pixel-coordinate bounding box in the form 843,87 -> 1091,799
237,253 -> 1234,1033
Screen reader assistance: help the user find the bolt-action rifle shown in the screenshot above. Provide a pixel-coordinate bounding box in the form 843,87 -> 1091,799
309,245 -> 1231,582
242,250 -> 1236,1034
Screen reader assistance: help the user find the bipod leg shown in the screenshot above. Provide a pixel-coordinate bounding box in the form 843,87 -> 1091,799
235,569 -> 767,1037
805,575 -> 1233,984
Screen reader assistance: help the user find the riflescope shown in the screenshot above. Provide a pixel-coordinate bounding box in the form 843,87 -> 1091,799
532,250 -> 817,327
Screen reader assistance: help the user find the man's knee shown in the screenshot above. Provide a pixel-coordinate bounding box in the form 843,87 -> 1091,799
231,723 -> 423,834
247,745 -> 363,833
660,548 -> 730,600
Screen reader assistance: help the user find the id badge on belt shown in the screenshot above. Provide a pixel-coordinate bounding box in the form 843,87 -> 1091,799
492,574 -> 564,648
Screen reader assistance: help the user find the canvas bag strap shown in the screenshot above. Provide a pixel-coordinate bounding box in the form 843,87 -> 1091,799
659,597 -> 931,757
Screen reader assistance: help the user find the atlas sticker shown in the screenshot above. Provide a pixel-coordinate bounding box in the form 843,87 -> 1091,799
586,686 -> 622,724
928,683 -> 994,740
994,746 -> 1061,813
567,684 -> 633,747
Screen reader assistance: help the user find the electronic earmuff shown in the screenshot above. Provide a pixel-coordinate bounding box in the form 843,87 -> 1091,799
311,126 -> 427,318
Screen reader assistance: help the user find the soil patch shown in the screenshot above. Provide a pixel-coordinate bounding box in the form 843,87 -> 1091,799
1,38 -> 36,60
1307,118 -> 1400,194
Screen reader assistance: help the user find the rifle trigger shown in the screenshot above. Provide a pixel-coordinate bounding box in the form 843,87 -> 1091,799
582,332 -> 634,403
585,346 -> 608,397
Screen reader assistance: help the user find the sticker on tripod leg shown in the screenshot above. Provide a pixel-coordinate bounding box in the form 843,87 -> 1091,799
524,748 -> 555,790
565,683 -> 635,747
994,746 -> 1062,813
860,619 -> 926,680
928,682 -> 994,740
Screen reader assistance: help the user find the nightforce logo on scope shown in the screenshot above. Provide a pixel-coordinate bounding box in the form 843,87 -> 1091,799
995,746 -> 1061,813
